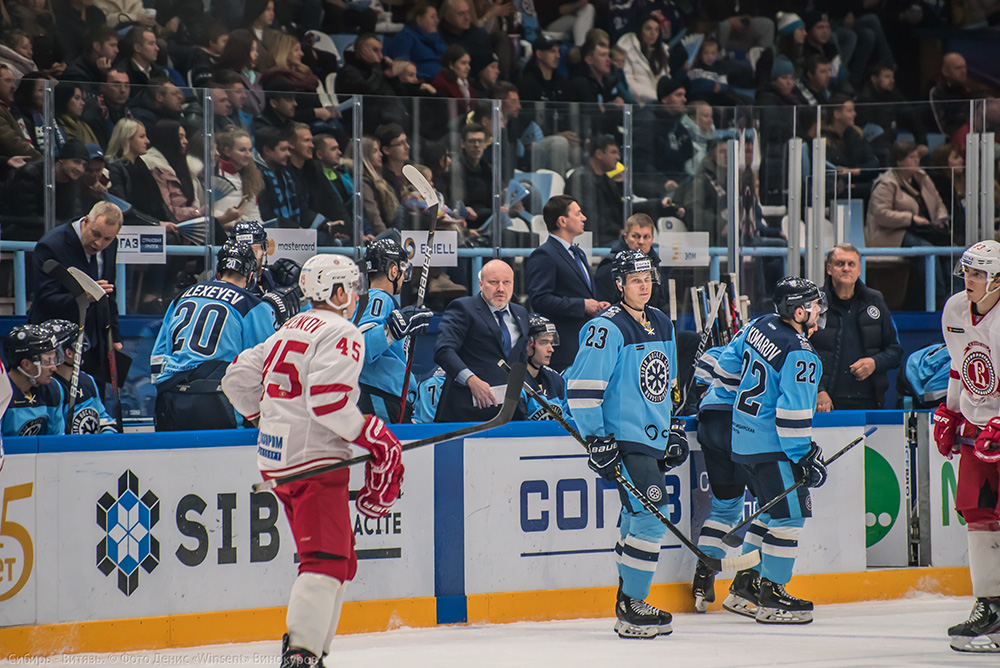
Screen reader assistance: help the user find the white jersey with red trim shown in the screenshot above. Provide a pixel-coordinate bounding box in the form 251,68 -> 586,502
942,291 -> 1000,427
222,308 -> 366,477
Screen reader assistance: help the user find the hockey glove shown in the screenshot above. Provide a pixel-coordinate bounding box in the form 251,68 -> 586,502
269,258 -> 302,288
387,305 -> 433,341
933,404 -> 963,459
587,435 -> 621,481
351,414 -> 403,471
357,459 -> 405,518
263,284 -> 304,326
974,417 -> 1000,463
659,418 -> 690,471
798,442 -> 827,488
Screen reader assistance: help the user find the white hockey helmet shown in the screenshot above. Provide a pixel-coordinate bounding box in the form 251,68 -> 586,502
955,240 -> 1000,282
299,255 -> 366,308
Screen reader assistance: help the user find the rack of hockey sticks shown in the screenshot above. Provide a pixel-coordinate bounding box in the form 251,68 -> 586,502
499,360 -> 760,573
251,364 -> 527,492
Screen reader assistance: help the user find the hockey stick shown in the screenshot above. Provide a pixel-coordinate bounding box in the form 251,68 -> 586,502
397,164 -> 440,423
66,266 -> 124,433
678,282 -> 727,411
42,260 -> 91,434
251,363 -> 526,492
498,360 -> 760,573
719,426 -> 878,548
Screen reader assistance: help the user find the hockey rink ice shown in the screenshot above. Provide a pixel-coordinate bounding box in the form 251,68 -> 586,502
4,594 -> 997,668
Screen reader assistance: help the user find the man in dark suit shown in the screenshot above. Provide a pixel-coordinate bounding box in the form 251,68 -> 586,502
525,195 -> 610,372
28,201 -> 123,395
434,259 -> 530,423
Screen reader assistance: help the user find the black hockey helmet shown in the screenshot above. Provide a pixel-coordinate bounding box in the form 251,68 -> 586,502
231,220 -> 267,249
4,324 -> 63,375
612,249 -> 658,286
364,237 -> 412,281
216,240 -> 257,283
773,276 -> 826,319
38,319 -> 84,354
528,313 -> 560,347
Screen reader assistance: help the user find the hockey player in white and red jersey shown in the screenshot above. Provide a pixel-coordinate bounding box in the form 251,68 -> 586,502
935,240 -> 1000,654
222,254 -> 404,668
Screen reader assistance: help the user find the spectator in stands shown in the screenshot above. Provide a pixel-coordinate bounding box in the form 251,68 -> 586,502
28,200 -> 124,394
424,140 -> 454,204
565,133 -> 623,247
63,26 -> 118,95
251,83 -> 297,136
255,125 -> 300,228
801,11 -> 847,90
55,82 -> 99,146
431,44 -> 477,116
143,119 -> 203,223
518,35 -> 566,102
714,10 -> 774,56
262,33 -> 339,131
8,0 -> 61,79
0,29 -> 39,81
106,118 -> 173,227
856,62 -> 927,165
471,54 -> 500,100
822,93 -> 879,200
817,3 -> 895,89
314,133 -> 353,220
678,138 -> 727,246
214,127 -> 262,232
454,122 -> 492,224
615,16 -> 672,105
213,70 -> 253,132
796,54 -> 833,106
492,82 -> 575,177
384,2 -> 448,81
564,39 -> 624,106
217,29 -> 264,115
594,213 -> 668,310
929,142 -> 967,240
119,26 -> 162,97
811,244 -> 902,411
187,20 -> 229,90
756,56 -> 806,204
353,135 -> 398,237
285,122 -> 349,244
82,68 -> 131,148
434,258 -> 529,422
128,77 -> 184,129
53,0 -> 107,63
866,139 -> 950,303
632,77 -> 691,198
525,194 -> 608,371
389,59 -> 438,97
79,142 -> 108,209
681,100 -> 714,174
336,33 -> 410,134
241,0 -> 279,71
0,64 -> 40,159
773,11 -> 806,76
4,139 -> 89,230
375,123 -> 410,202
12,71 -> 48,151
929,52 -> 972,137
439,0 -> 498,75
538,0 -> 594,46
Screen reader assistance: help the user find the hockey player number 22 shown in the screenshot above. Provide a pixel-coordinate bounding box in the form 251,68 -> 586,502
737,352 -> 766,417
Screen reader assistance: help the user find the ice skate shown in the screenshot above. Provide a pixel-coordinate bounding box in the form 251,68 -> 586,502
755,578 -> 813,624
614,590 -> 673,639
948,597 -> 1000,653
722,568 -> 760,619
280,634 -> 320,668
692,560 -> 717,613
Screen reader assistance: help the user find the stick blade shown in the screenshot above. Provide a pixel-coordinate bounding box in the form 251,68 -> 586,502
66,266 -> 107,301
43,260 -> 86,298
402,164 -> 439,208
716,551 -> 761,572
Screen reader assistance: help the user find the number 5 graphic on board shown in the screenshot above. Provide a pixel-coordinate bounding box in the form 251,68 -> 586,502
0,483 -> 34,601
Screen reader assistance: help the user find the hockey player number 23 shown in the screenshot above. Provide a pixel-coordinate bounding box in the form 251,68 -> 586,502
584,325 -> 608,349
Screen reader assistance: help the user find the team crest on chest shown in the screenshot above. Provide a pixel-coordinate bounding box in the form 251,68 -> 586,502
73,407 -> 101,434
639,350 -> 670,404
962,342 -> 998,397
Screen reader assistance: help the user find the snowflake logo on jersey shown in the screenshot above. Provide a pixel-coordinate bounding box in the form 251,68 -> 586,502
97,470 -> 160,596
962,342 -> 998,397
639,350 -> 670,404
18,417 -> 46,436
72,407 -> 101,434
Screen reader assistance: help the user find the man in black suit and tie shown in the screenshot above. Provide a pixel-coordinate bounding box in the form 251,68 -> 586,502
434,259 -> 530,423
28,201 -> 124,396
525,195 -> 610,372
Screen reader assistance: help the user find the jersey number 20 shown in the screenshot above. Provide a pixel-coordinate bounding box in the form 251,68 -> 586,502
171,300 -> 228,356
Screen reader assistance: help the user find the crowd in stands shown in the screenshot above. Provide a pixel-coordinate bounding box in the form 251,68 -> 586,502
0,0 -> 996,314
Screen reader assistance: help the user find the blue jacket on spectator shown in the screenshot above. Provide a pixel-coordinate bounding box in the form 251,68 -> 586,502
384,24 -> 447,81
256,158 -> 302,228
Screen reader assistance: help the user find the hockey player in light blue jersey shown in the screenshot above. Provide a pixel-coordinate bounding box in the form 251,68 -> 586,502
714,277 -> 827,625
565,250 -> 688,639
357,238 -> 433,423
523,314 -> 567,420
41,319 -> 116,434
411,367 -> 446,424
1,324 -> 66,437
151,240 -> 278,431
230,221 -> 305,325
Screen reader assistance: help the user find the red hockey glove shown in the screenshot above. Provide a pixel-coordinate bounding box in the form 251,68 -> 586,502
357,459 -> 404,518
974,417 -> 1000,464
933,404 -> 962,459
351,414 -> 402,471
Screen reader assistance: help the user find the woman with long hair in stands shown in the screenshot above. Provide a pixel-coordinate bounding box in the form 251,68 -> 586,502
241,0 -> 280,70
347,135 -> 399,237
142,119 -> 203,223
55,82 -> 98,146
217,29 -> 264,115
262,32 -> 338,130
214,127 -> 263,232
11,71 -> 47,150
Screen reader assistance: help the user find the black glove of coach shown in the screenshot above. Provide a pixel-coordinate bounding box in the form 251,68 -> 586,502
658,418 -> 690,471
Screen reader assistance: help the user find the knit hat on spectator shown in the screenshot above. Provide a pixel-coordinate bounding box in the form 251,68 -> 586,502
59,140 -> 90,162
776,12 -> 804,37
656,77 -> 683,100
802,10 -> 828,33
471,52 -> 499,78
771,55 -> 795,81
533,35 -> 560,53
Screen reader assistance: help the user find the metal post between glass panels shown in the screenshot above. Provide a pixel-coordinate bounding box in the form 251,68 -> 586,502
623,104 -> 633,220
807,136 -> 826,285
352,96 -> 363,259
966,132 -> 980,243
726,137 -> 739,274
43,80 -> 55,235
786,137 -> 802,276
492,99 -> 502,259
203,88 -> 215,276
980,132 -> 995,244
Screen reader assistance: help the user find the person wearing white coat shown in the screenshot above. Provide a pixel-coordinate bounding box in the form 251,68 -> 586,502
616,20 -> 672,105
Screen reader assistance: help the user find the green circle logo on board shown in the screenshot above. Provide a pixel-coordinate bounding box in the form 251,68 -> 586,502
865,446 -> 901,547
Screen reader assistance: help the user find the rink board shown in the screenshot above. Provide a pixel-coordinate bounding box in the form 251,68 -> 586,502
0,413 -> 972,656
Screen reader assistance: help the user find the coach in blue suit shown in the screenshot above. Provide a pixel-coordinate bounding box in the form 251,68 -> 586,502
434,259 -> 530,423
525,195 -> 610,372
28,201 -> 123,393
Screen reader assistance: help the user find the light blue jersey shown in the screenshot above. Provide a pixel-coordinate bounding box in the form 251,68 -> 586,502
411,367 -> 446,424
357,289 -> 415,400
151,279 -> 277,385
523,366 -> 568,421
716,314 -> 821,464
2,379 -> 64,436
565,305 -> 677,457
54,371 -> 116,433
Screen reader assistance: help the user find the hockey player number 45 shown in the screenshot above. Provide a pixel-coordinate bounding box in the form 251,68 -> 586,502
261,337 -> 361,399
